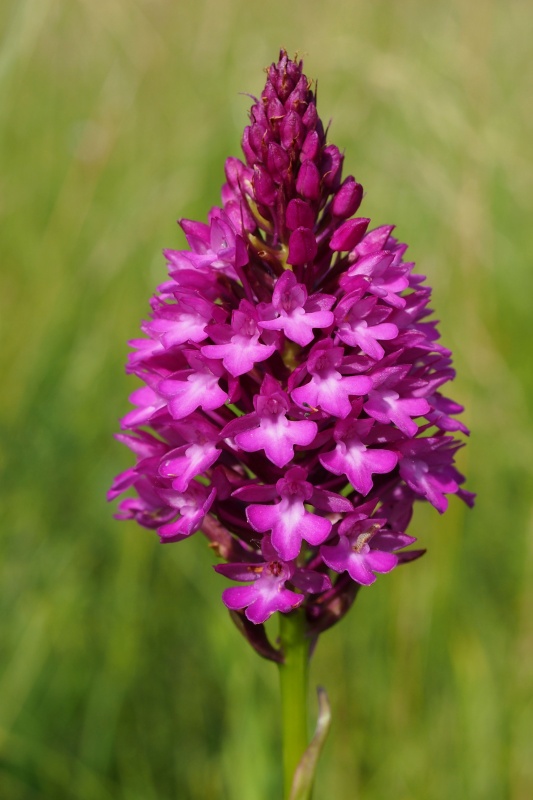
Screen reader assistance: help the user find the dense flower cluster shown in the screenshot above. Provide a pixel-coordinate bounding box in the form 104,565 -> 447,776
109,51 -> 472,658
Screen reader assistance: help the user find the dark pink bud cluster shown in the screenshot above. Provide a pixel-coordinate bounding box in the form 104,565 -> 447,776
109,51 -> 473,660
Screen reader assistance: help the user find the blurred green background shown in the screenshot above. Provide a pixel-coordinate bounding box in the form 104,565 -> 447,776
1,0 -> 532,798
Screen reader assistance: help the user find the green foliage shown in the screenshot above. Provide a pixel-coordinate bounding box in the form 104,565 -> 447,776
1,0 -> 532,797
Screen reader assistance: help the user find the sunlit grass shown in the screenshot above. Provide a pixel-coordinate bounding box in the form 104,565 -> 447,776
1,0 -> 532,797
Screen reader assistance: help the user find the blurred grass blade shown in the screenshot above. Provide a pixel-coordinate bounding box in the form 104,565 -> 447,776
289,687 -> 332,800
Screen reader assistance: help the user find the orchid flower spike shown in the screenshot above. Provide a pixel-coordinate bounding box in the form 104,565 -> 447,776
110,49 -> 473,659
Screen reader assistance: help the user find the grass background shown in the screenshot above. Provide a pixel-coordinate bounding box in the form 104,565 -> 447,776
1,0 -> 532,797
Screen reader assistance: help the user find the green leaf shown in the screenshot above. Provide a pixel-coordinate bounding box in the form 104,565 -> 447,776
289,687 -> 332,800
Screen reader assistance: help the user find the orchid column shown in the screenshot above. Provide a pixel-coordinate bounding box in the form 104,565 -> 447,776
110,50 -> 473,798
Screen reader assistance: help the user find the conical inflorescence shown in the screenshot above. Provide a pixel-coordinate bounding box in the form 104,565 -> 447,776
109,51 -> 473,658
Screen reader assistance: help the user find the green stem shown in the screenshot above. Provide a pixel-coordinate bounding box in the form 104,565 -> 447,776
278,610 -> 311,800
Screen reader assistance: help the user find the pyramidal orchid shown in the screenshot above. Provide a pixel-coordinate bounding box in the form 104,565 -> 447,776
110,50 -> 473,799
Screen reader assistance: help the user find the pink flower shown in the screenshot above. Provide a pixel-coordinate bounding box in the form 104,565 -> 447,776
221,376 -> 317,468
246,467 -> 333,561
259,270 -> 335,346
291,340 -> 372,418
320,517 -> 407,585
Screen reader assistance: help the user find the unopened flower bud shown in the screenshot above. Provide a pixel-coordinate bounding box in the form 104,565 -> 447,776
286,199 -> 315,231
321,144 -> 343,189
332,176 -> 364,218
288,227 -> 318,266
296,160 -> 321,201
330,218 -> 370,252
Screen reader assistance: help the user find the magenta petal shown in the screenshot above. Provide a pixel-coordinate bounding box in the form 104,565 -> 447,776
371,531 -> 417,551
338,319 -> 398,360
232,484 -> 279,503
259,271 -> 334,347
222,585 -> 258,610
346,556 -> 378,585
158,517 -> 197,541
321,541 -> 376,585
310,488 -> 354,513
246,503 -> 279,533
268,501 -> 308,560
364,550 -> 398,573
296,513 -> 332,547
292,373 -> 371,418
291,569 -> 332,594
245,589 -> 304,624
220,412 -> 260,440
320,537 -> 359,576
214,563 -> 262,582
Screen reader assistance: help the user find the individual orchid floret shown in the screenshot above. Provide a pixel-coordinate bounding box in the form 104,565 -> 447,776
320,517 -> 401,585
115,474 -> 215,544
221,375 -> 317,468
114,476 -> 176,529
215,539 -> 332,624
398,436 -> 464,513
258,270 -> 335,346
201,299 -> 276,377
166,211 -> 248,280
342,250 -> 410,309
143,294 -> 226,349
424,392 -> 470,435
158,350 -> 231,419
156,482 -> 217,542
246,467 -> 334,561
158,415 -> 221,492
319,417 -> 398,496
335,293 -> 398,360
291,340 -> 373,418
217,559 -> 304,624
364,363 -> 431,437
